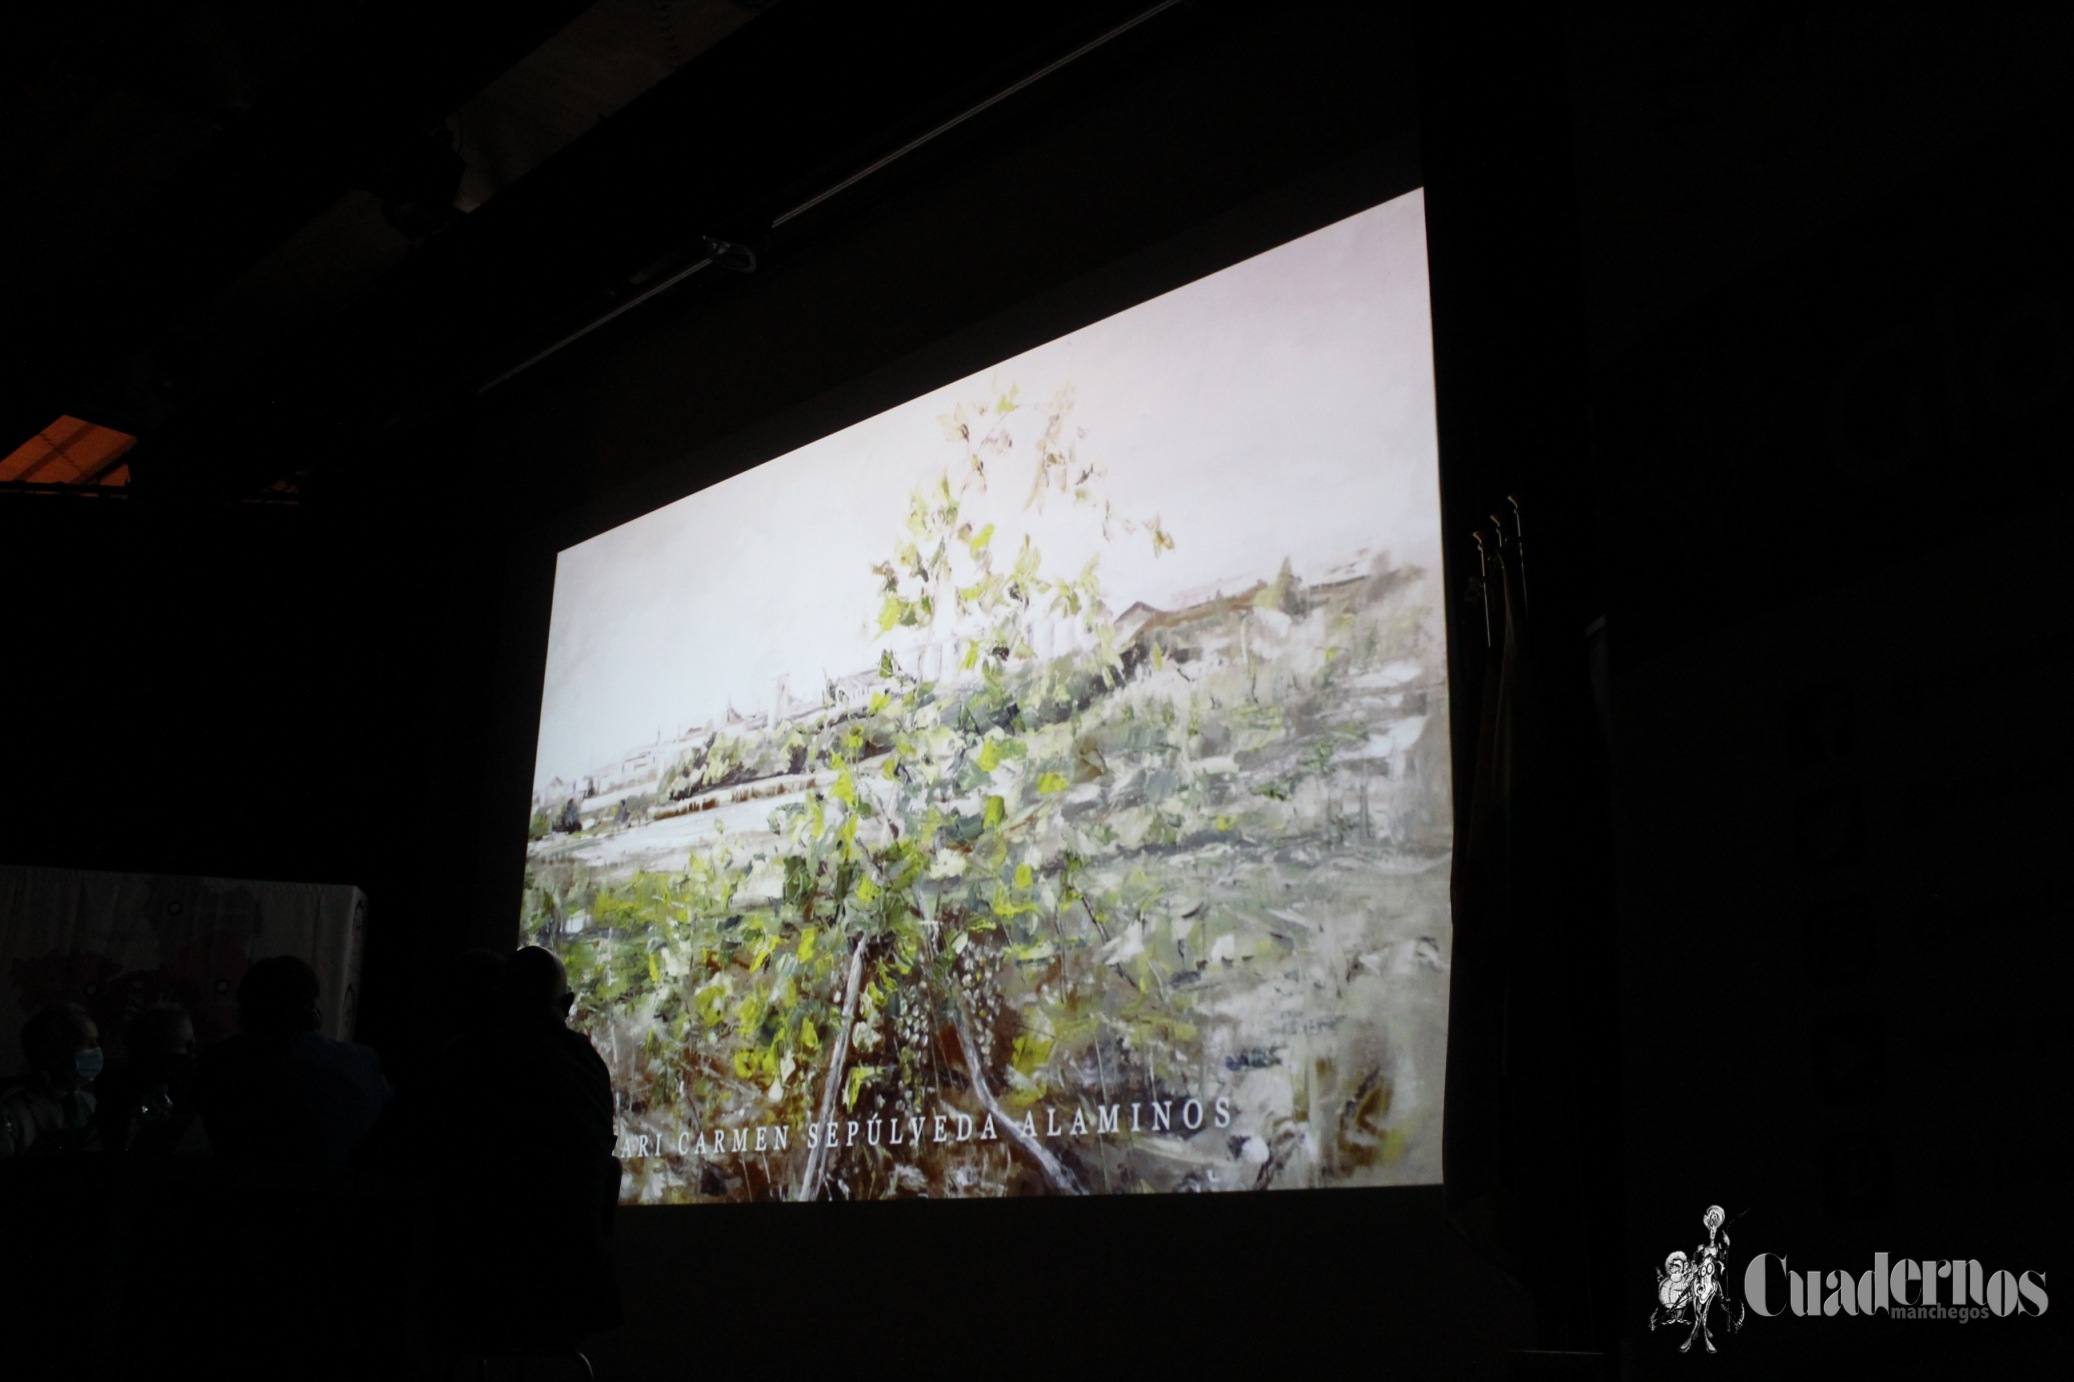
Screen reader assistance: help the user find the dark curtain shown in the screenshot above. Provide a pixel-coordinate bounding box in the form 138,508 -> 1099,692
1443,532 -> 1606,1349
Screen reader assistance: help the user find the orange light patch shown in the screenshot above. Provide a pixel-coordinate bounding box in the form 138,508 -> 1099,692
1,416 -> 137,486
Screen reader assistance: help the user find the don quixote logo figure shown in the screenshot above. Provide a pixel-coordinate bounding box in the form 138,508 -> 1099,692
1651,1204 -> 1748,1353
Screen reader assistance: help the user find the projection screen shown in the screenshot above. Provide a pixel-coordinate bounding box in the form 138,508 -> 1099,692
524,188 -> 1452,1203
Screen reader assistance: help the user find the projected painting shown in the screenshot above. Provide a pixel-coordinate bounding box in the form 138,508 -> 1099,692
524,190 -> 1451,1202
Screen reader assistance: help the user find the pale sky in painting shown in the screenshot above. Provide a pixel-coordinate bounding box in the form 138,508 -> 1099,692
534,188 -> 1440,790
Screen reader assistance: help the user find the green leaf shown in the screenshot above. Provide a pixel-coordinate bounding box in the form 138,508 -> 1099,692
1035,771 -> 1070,795
977,736 -> 1026,772
983,795 -> 1005,829
844,1063 -> 879,1109
694,976 -> 732,1026
990,886 -> 1036,919
1010,1033 -> 1054,1076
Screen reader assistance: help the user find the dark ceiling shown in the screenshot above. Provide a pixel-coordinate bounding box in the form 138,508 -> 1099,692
5,2 -> 2069,510
1,0 -> 1239,503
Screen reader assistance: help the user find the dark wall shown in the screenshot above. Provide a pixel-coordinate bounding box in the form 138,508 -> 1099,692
1598,127 -> 2074,1379
0,496 -> 490,1061
1568,9 -> 2074,1378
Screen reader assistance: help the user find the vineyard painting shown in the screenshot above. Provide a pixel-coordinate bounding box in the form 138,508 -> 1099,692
522,192 -> 1452,1202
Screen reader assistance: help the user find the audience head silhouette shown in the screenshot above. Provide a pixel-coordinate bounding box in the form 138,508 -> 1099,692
237,956 -> 322,1039
21,1003 -> 100,1087
507,946 -> 574,1027
128,1002 -> 197,1077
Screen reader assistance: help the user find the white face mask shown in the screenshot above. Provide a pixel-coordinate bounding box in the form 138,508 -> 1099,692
73,1046 -> 104,1084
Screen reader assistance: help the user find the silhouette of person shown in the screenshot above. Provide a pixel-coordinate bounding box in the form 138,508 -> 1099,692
97,1001 -> 208,1155
352,948 -> 507,1179
501,946 -> 616,1162
433,945 -> 621,1352
0,1004 -> 104,1157
195,956 -> 391,1168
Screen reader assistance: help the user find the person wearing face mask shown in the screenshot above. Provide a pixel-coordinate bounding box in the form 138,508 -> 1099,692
0,1003 -> 106,1157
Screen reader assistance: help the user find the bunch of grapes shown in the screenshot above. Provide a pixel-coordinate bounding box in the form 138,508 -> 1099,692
953,938 -> 1004,1034
894,988 -> 934,1051
882,985 -> 934,1118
